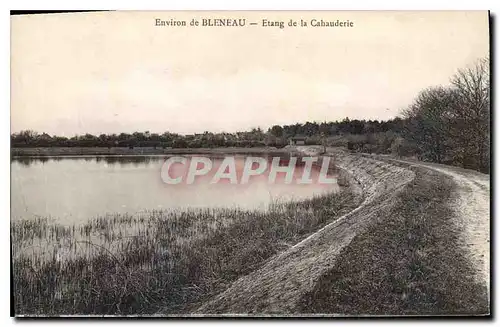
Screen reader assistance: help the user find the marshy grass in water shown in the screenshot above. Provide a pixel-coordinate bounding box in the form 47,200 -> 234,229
11,188 -> 358,315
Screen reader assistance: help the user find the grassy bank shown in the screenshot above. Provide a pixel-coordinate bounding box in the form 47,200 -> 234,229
11,146 -> 288,157
12,188 -> 359,315
297,167 -> 489,315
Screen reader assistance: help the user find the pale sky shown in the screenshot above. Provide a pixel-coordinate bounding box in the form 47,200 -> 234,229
11,11 -> 489,136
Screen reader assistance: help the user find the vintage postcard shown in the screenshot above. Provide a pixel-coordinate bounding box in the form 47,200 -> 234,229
10,11 -> 490,317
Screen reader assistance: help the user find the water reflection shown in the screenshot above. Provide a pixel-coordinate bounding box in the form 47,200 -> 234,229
12,155 -> 165,167
11,154 -> 339,224
11,153 -> 296,167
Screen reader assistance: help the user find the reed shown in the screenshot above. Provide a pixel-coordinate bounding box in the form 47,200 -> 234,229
12,188 -> 358,315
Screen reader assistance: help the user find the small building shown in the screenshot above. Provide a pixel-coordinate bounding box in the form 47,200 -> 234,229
289,136 -> 307,146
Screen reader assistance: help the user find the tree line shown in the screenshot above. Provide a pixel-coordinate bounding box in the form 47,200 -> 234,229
10,118 -> 405,149
401,58 -> 490,172
11,58 -> 490,173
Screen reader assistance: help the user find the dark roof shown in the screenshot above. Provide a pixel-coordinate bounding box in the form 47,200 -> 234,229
289,136 -> 307,140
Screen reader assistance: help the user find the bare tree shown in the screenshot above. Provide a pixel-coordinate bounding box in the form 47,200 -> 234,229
450,57 -> 490,171
402,58 -> 490,172
402,86 -> 457,163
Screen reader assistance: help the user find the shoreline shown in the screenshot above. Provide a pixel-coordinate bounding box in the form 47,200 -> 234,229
12,181 -> 358,315
11,146 -> 291,157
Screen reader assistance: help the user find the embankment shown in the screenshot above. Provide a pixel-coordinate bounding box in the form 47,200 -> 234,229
195,149 -> 489,315
194,150 -> 416,314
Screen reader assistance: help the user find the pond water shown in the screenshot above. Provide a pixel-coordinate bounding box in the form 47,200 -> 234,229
11,155 -> 339,224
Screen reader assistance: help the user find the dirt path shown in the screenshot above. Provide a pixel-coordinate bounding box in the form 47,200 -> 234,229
306,148 -> 490,291
391,158 -> 490,293
195,149 -> 416,314
193,148 -> 490,314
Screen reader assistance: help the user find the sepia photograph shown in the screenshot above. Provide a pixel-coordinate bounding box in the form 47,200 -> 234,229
10,10 -> 490,317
